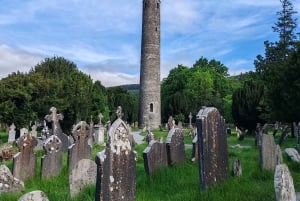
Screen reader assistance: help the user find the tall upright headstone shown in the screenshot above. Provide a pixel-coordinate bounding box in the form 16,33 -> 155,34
166,128 -> 186,166
95,106 -> 137,201
196,107 -> 228,189
139,0 -> 161,129
8,123 -> 16,143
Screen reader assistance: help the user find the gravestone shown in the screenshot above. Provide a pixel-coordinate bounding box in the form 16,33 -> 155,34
94,125 -> 105,145
232,159 -> 242,177
196,107 -> 228,189
143,140 -> 168,174
95,106 -> 137,201
177,121 -> 183,129
19,128 -> 28,138
69,159 -> 97,197
144,129 -> 155,144
166,128 -> 186,166
285,148 -> 300,163
8,123 -> 16,143
13,133 -> 38,181
191,134 -> 198,162
189,112 -> 193,128
68,121 -> 92,171
167,116 -> 175,130
18,190 -> 49,201
260,134 -> 278,171
274,164 -> 296,201
45,106 -> 69,152
41,135 -> 63,178
0,165 -> 24,194
31,124 -> 37,138
294,122 -> 300,146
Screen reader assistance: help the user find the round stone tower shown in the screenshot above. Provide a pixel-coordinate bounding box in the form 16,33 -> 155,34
139,0 -> 161,129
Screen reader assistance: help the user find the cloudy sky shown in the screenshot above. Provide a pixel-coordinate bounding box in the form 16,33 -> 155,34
0,0 -> 299,87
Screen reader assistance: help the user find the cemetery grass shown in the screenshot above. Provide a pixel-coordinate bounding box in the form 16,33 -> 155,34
0,131 -> 300,201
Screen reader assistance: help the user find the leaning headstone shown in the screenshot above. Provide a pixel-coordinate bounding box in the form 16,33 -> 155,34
45,106 -> 69,152
274,164 -> 296,201
196,107 -> 228,189
166,128 -> 186,166
260,134 -> 278,171
19,128 -> 28,138
95,106 -> 137,201
232,159 -> 242,177
41,135 -> 63,178
68,121 -> 92,171
285,148 -> 300,163
18,190 -> 49,201
0,165 -> 24,194
13,133 -> 37,181
69,159 -> 97,197
8,123 -> 16,143
143,140 -> 168,174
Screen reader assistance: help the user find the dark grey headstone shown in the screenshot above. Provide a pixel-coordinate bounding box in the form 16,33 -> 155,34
232,159 -> 242,177
196,107 -> 228,189
274,164 -> 296,201
68,121 -> 92,171
41,135 -> 62,178
13,133 -> 37,181
95,115 -> 137,201
45,106 -> 69,152
143,140 -> 168,174
166,128 -> 186,166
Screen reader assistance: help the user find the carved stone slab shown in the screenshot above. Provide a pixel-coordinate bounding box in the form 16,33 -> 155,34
95,114 -> 137,201
143,140 -> 168,174
285,148 -> 300,163
13,133 -> 37,181
196,107 -> 228,189
260,134 -> 277,170
41,135 -> 62,178
18,190 -> 49,201
166,128 -> 186,166
68,121 -> 92,171
0,165 -> 24,194
274,164 -> 296,201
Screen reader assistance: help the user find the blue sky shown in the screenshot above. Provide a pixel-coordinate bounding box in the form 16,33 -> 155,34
0,0 -> 299,87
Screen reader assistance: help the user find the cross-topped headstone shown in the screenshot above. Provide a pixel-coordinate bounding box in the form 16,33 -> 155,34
98,113 -> 103,125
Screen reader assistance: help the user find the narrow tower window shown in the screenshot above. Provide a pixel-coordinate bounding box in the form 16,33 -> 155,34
144,2 -> 147,9
150,103 -> 154,112
157,3 -> 159,8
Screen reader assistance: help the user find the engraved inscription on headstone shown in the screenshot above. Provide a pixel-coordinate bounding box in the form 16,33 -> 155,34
196,107 -> 228,189
13,133 -> 38,181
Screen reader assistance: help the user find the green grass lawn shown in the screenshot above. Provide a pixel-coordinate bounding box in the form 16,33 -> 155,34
0,130 -> 299,201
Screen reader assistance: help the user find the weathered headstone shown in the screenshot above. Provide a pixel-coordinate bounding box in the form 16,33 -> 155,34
94,125 -> 105,145
41,135 -> 63,178
196,107 -> 228,189
260,134 -> 278,171
285,148 -> 300,163
8,123 -> 16,143
144,129 -> 155,144
166,128 -> 186,166
0,165 -> 24,194
95,106 -> 137,201
177,121 -> 183,129
18,190 -> 49,201
13,133 -> 38,181
232,159 -> 242,177
31,124 -> 37,138
167,116 -> 174,130
68,121 -> 92,171
274,164 -> 296,201
45,106 -> 69,152
69,159 -> 97,197
191,134 -> 198,162
294,122 -> 300,146
19,128 -> 28,138
143,140 -> 168,174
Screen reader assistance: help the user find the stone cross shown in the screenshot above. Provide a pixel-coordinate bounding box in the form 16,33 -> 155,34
98,113 -> 103,125
45,107 -> 64,136
189,112 -> 193,128
116,106 -> 123,119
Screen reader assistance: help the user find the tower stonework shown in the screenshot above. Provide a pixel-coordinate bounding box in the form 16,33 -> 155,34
139,0 -> 161,129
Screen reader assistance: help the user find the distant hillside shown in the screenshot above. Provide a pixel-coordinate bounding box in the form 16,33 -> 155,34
120,84 -> 140,97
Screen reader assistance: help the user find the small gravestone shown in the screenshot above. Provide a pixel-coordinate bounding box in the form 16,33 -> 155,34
31,124 -> 38,138
285,148 -> 300,163
94,125 -> 105,145
166,128 -> 186,166
260,134 -> 277,171
69,159 -> 97,197
95,106 -> 137,201
13,133 -> 37,181
18,190 -> 49,201
274,164 -> 296,201
19,128 -> 28,138
68,121 -> 92,171
232,159 -> 242,177
177,121 -> 183,129
167,116 -> 175,130
276,145 -> 283,164
0,165 -> 24,194
41,135 -> 63,178
45,107 -> 69,152
196,107 -> 228,189
143,140 -> 168,174
191,134 -> 198,162
294,122 -> 300,146
189,112 -> 193,128
8,123 -> 16,143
